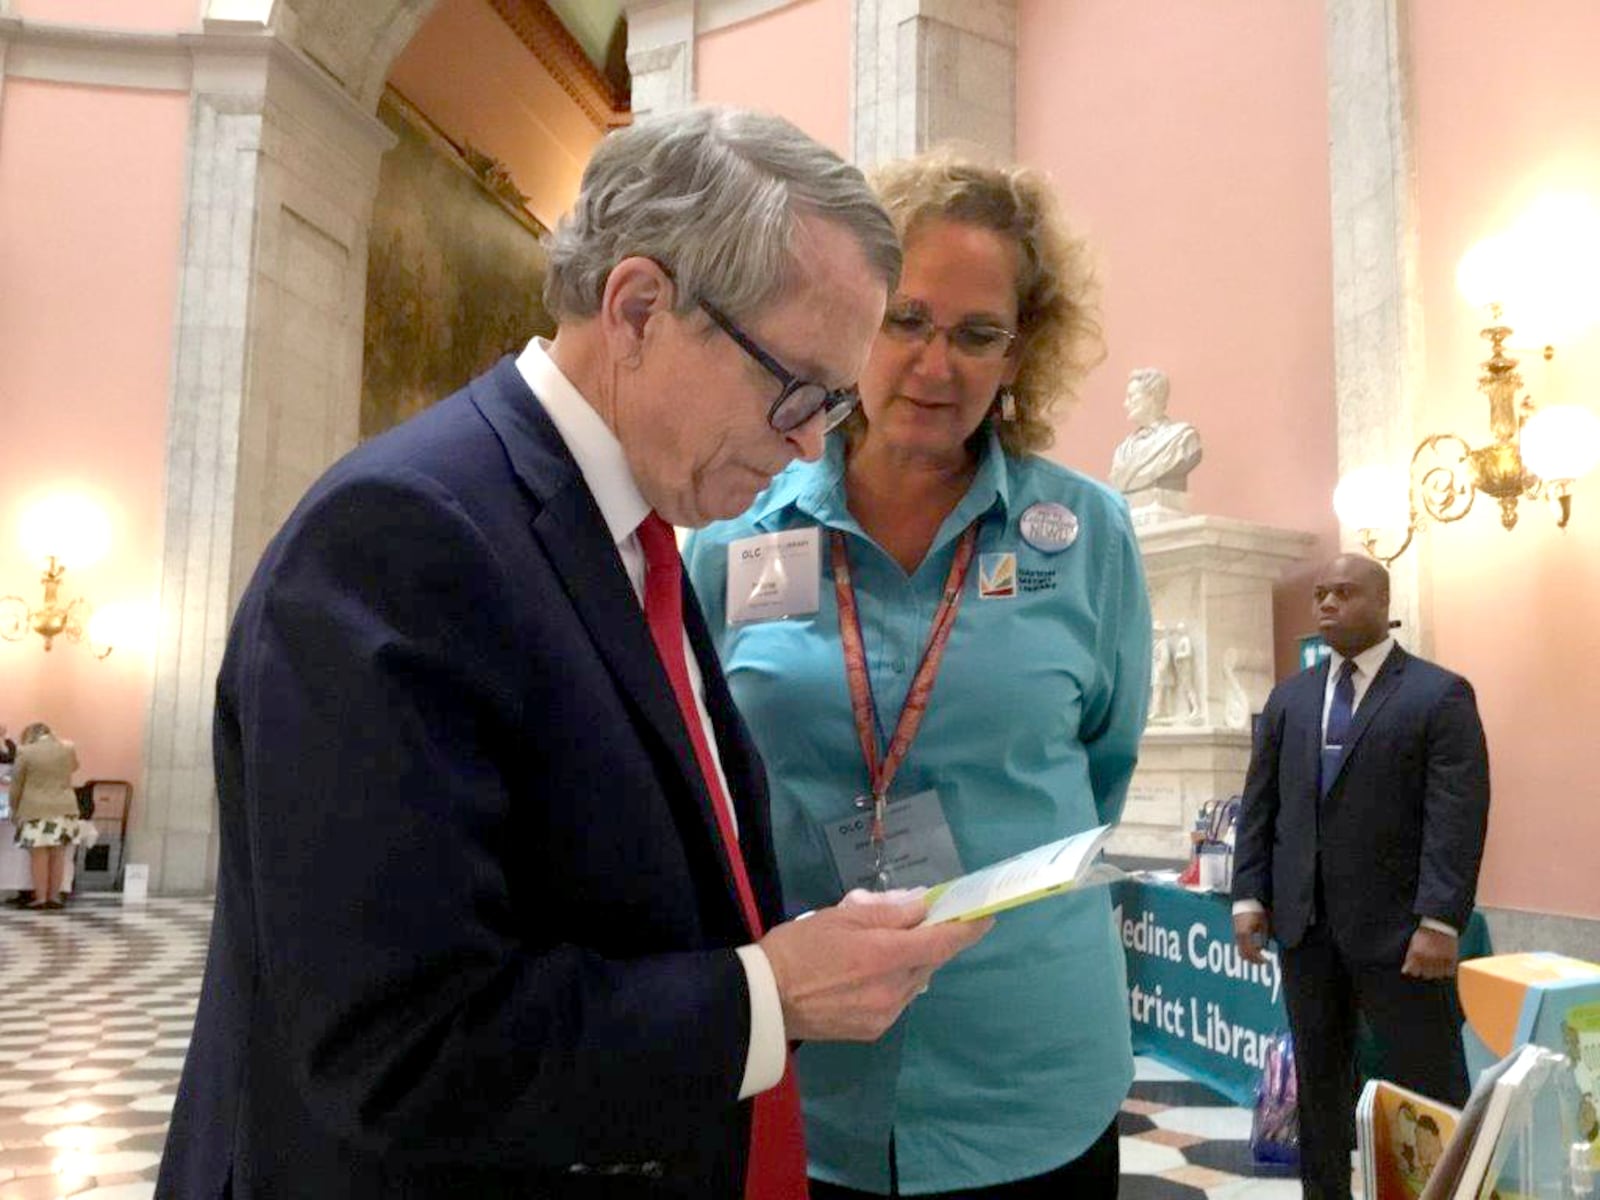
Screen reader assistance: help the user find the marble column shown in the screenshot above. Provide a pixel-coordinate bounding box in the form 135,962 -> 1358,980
1325,0 -> 1429,649
852,0 -> 1015,170
134,30 -> 393,892
624,0 -> 694,117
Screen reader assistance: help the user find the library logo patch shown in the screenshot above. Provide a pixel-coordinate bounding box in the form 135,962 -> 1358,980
978,552 -> 1017,599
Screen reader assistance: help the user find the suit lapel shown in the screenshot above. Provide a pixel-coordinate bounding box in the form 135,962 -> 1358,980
1323,645 -> 1408,798
469,360 -> 748,923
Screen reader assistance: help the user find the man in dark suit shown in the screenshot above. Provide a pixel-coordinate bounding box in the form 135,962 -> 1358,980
159,107 -> 989,1200
1233,554 -> 1490,1200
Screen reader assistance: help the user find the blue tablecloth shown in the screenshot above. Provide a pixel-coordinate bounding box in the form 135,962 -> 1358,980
1111,876 -> 1492,1105
1113,877 -> 1287,1104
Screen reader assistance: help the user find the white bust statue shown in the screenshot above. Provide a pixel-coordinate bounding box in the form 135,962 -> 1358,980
1109,368 -> 1203,496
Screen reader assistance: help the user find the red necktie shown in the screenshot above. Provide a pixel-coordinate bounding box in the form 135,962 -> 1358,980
636,513 -> 809,1200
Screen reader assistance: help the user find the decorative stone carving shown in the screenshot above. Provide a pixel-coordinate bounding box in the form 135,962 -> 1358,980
1110,368 -> 1203,523
462,142 -> 531,209
1171,622 -> 1201,724
1109,515 -> 1316,860
1150,621 -> 1173,723
1149,621 -> 1201,726
1223,647 -> 1273,732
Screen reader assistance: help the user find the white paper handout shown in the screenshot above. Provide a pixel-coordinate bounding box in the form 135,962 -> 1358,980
920,824 -> 1120,925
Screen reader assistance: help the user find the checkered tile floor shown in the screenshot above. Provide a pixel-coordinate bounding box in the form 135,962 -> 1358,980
1,895 -> 1304,1198
0,895 -> 206,1199
1120,1059 -> 1303,1198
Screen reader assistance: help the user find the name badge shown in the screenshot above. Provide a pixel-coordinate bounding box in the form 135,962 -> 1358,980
726,528 -> 822,625
822,789 -> 965,895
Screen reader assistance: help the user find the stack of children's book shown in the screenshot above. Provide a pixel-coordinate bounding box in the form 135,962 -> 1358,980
1360,1044 -> 1589,1200
1357,1080 -> 1459,1200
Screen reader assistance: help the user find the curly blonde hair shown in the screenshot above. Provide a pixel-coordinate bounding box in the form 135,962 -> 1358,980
850,151 -> 1104,457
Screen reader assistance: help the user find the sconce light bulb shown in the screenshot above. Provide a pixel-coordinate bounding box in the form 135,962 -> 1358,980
1456,234 -> 1515,312
18,493 -> 112,572
1459,193 -> 1600,344
1521,405 -> 1600,483
1334,464 -> 1410,533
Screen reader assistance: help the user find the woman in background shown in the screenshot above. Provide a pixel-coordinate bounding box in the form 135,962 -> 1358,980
9,722 -> 82,911
687,154 -> 1151,1196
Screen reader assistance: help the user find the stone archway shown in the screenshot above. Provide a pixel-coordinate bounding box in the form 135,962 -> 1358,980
135,0 -> 437,892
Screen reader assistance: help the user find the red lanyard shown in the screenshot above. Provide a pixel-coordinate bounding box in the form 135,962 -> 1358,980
831,523 -> 978,884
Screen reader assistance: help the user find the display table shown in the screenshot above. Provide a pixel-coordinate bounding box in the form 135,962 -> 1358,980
1458,953 -> 1600,1152
1112,876 -> 1492,1105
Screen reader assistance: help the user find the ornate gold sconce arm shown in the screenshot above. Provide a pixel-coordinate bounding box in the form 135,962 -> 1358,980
0,556 -> 96,653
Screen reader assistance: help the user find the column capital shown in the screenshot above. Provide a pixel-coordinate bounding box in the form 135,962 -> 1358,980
852,0 -> 1016,170
625,0 -> 693,116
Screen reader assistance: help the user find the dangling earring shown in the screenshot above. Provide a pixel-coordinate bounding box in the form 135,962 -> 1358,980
997,386 -> 1017,422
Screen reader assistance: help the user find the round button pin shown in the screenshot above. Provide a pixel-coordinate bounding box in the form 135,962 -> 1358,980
1019,502 -> 1079,553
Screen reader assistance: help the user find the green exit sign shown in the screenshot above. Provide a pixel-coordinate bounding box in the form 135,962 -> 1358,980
1298,635 -> 1331,672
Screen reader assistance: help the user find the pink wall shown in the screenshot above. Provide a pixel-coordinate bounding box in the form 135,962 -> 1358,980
0,79 -> 188,787
1017,0 -> 1339,677
695,0 -> 851,158
1411,0 -> 1600,919
387,0 -> 604,232
11,0 -> 199,30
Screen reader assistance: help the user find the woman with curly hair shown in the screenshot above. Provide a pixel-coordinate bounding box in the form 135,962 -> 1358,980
687,153 -> 1152,1196
9,722 -> 82,911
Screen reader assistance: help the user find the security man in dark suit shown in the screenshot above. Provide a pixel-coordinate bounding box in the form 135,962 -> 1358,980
1233,554 -> 1490,1200
159,107 -> 989,1200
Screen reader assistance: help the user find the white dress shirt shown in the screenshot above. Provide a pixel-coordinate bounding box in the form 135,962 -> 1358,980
1234,636 -> 1455,937
1320,637 -> 1396,742
515,338 -> 787,1098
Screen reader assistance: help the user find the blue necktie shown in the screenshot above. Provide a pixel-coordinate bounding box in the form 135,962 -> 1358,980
1320,659 -> 1357,795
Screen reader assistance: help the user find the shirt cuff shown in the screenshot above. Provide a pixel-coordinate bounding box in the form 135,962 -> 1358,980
1418,917 -> 1458,937
1232,899 -> 1266,916
733,944 -> 787,1100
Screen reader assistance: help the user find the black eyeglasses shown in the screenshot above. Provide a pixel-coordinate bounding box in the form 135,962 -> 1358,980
699,300 -> 860,434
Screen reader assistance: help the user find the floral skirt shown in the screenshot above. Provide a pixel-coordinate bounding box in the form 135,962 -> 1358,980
13,816 -> 84,849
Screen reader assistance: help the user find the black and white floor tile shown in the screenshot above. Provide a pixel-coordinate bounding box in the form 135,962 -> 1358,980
0,896 -> 206,1199
1,895 -> 1308,1198
1119,1057 -> 1305,1198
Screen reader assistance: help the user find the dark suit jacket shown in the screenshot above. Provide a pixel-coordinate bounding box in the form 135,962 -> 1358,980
158,358 -> 784,1199
1232,645 -> 1490,966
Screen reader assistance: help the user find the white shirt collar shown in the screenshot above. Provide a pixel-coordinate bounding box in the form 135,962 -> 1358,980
514,337 -> 650,546
1330,636 -> 1395,680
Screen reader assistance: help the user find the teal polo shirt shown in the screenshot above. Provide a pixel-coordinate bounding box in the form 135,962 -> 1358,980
685,430 -> 1152,1193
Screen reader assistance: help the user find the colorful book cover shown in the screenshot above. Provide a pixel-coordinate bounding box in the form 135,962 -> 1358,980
1560,1001 -> 1600,1165
1367,1082 -> 1461,1200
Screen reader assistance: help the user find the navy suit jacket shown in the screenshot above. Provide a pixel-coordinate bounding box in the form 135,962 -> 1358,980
1232,645 -> 1490,965
159,358 -> 784,1198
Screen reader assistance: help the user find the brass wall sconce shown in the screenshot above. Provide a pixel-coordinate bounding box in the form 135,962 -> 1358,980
1336,309 -> 1600,564
1335,197 -> 1600,564
0,556 -> 110,656
1,493 -> 117,659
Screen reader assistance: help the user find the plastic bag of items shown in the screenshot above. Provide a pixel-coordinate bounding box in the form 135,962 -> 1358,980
1251,1030 -> 1301,1166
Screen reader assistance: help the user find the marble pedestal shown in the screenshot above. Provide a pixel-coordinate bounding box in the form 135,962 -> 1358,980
1110,514 -> 1316,860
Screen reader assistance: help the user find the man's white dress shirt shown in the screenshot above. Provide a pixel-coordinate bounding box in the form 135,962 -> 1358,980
516,338 -> 787,1098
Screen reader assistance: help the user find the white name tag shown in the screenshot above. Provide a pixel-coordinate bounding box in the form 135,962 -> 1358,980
822,789 -> 965,895
726,528 -> 821,625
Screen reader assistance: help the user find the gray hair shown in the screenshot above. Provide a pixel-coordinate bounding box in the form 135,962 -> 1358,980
544,106 -> 900,320
19,722 -> 51,744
